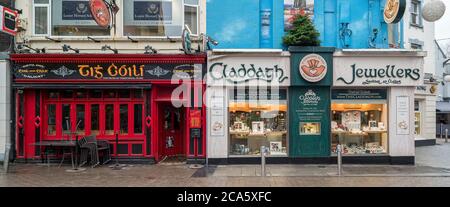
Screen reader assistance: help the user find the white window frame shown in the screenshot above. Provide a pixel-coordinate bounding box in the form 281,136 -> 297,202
32,0 -> 51,36
33,0 -> 112,38
410,0 -> 423,27
183,2 -> 199,36
123,0 -> 200,39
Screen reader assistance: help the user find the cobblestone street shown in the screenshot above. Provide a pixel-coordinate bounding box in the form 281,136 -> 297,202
2,140 -> 450,187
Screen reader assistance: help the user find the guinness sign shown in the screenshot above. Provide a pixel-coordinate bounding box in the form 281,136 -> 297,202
89,0 -> 111,28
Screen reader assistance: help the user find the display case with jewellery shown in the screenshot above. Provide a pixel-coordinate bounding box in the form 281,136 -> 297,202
331,103 -> 388,155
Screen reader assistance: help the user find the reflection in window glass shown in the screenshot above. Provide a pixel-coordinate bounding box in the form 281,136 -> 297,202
134,90 -> 144,99
120,104 -> 129,135
51,0 -> 110,36
105,104 -> 114,135
48,90 -> 59,99
62,104 -> 71,135
123,0 -> 183,36
76,105 -> 85,135
76,90 -> 87,99
91,104 -> 100,135
134,104 -> 143,134
104,90 -> 116,98
47,104 -> 56,136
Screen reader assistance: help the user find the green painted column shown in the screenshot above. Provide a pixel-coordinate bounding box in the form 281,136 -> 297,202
288,46 -> 334,158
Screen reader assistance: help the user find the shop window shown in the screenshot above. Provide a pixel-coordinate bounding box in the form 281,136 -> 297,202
61,90 -> 74,99
89,90 -> 102,99
123,0 -> 198,37
133,89 -> 144,99
118,90 -> 131,99
229,89 -> 288,156
47,104 -> 56,136
47,90 -> 59,99
134,104 -> 143,134
76,104 -> 85,135
104,90 -> 116,99
105,104 -> 115,135
75,90 -> 87,99
120,104 -> 129,135
331,100 -> 388,155
132,144 -> 143,154
91,104 -> 100,135
415,101 -> 421,135
62,104 -> 71,134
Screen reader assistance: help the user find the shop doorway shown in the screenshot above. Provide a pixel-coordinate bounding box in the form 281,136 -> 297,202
157,102 -> 186,161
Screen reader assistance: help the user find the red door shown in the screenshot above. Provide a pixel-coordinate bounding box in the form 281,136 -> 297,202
158,103 -> 184,160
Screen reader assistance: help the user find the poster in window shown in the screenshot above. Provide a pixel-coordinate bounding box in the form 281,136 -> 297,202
284,0 -> 314,31
396,96 -> 410,135
124,0 -> 176,26
52,0 -> 98,26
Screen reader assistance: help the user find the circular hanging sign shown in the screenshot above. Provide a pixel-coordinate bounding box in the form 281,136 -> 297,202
89,0 -> 111,28
299,54 -> 327,83
422,0 -> 446,22
384,0 -> 407,24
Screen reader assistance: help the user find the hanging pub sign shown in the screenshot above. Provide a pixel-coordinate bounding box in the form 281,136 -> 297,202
384,0 -> 406,24
0,5 -> 18,36
13,63 -> 205,80
89,0 -> 111,28
299,54 -> 328,83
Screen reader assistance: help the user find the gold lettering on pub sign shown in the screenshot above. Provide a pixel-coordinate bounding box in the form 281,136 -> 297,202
78,63 -> 145,79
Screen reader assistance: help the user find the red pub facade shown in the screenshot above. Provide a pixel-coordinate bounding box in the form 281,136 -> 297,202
10,53 -> 207,164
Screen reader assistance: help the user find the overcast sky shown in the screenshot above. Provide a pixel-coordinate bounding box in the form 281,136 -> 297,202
435,1 -> 450,40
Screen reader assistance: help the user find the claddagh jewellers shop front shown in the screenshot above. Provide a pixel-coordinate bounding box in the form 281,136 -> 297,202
10,54 -> 206,164
207,48 -> 424,165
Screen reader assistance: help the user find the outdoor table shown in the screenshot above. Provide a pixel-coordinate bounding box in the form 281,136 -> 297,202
32,140 -> 78,169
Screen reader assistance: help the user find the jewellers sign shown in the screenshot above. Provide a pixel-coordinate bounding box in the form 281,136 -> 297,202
13,63 -> 204,80
207,54 -> 290,86
333,56 -> 423,87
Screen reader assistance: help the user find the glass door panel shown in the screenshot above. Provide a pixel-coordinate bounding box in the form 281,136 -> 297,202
47,104 -> 57,136
91,104 -> 100,135
120,104 -> 129,135
105,104 -> 115,135
76,104 -> 85,135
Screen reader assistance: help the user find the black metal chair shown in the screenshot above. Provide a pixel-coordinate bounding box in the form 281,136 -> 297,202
78,135 -> 111,168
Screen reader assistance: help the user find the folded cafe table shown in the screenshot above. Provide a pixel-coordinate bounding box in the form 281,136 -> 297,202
32,140 -> 78,169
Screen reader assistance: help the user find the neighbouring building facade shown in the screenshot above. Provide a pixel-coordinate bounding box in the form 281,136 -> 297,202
403,0 -> 437,146
9,0 -> 207,164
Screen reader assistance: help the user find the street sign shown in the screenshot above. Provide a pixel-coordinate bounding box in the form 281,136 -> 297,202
0,5 -> 18,36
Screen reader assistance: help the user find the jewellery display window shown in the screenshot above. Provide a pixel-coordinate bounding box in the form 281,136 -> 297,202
229,91 -> 288,156
331,102 -> 388,155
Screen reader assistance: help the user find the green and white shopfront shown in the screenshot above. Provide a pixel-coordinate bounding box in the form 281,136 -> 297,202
206,48 -> 424,164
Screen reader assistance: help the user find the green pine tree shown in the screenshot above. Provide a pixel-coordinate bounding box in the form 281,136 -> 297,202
283,14 -> 320,46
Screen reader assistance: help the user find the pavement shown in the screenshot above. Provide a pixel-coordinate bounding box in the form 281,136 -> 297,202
1,139 -> 450,187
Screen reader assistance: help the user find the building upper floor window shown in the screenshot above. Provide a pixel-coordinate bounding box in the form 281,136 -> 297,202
33,0 -> 110,36
33,0 -> 199,37
410,0 -> 423,27
123,0 -> 199,37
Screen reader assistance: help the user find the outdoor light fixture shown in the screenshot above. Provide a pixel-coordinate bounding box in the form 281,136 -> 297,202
127,36 -> 138,43
62,44 -> 80,53
45,36 -> 61,43
101,45 -> 118,54
422,0 -> 446,22
144,45 -> 157,54
87,36 -> 101,43
17,44 -> 45,53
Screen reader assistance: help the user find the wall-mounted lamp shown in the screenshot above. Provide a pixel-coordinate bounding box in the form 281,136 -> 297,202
144,45 -> 157,54
62,44 -> 80,53
101,45 -> 118,54
17,44 -> 45,53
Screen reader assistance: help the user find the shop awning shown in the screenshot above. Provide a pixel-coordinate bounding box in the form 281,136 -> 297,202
12,83 -> 152,89
437,102 -> 450,113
